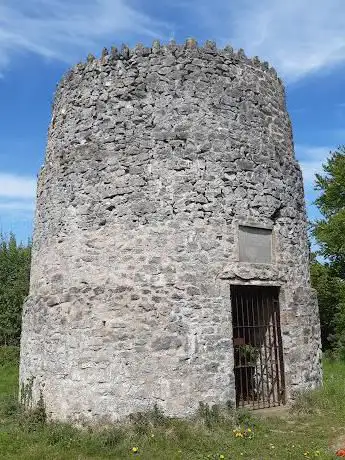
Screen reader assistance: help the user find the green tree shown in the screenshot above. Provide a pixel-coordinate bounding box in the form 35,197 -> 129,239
0,233 -> 31,345
313,147 -> 345,278
311,147 -> 345,356
310,258 -> 345,352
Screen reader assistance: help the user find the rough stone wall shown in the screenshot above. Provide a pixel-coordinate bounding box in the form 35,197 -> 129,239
20,40 -> 322,424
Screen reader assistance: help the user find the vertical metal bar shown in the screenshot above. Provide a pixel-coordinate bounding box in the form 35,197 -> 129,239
255,290 -> 260,408
256,291 -> 265,407
245,289 -> 250,407
235,288 -> 239,407
266,292 -> 276,406
240,289 -> 245,408
248,292 -> 253,408
272,299 -> 281,405
262,289 -> 269,408
255,290 -> 260,409
233,287 -> 240,408
235,289 -> 240,407
240,290 -> 246,407
251,290 -> 257,409
275,291 -> 286,404
230,287 -> 235,407
262,289 -> 270,408
237,288 -> 241,408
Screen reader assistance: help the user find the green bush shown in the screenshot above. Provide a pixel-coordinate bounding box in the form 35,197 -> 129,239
0,346 -> 20,367
0,234 -> 31,346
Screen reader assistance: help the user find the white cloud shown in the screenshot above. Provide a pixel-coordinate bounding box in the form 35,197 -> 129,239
0,200 -> 35,212
0,0 -> 344,81
0,0 -> 168,72
295,145 -> 331,219
192,0 -> 345,82
0,173 -> 36,199
296,146 -> 331,186
0,173 -> 36,229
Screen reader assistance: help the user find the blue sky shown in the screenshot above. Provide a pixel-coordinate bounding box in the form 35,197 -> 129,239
0,0 -> 344,243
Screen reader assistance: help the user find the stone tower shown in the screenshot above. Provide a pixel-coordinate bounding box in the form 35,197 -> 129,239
20,40 -> 322,424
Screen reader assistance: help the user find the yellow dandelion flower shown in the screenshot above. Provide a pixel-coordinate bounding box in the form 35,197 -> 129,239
132,447 -> 139,453
219,455 -> 225,459
247,428 -> 252,433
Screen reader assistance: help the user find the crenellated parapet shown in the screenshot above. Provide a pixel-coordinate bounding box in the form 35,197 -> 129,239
50,39 -> 285,152
56,39 -> 281,94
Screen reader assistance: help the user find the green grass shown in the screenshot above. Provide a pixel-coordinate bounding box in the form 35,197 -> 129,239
0,349 -> 343,459
0,347 -> 19,396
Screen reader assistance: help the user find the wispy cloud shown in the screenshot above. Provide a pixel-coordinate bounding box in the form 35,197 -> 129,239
331,129 -> 345,142
191,0 -> 345,82
295,145 -> 332,220
0,173 -> 36,199
0,200 -> 35,212
1,0 -> 344,81
0,0 -> 168,72
296,145 -> 330,186
0,173 -> 36,229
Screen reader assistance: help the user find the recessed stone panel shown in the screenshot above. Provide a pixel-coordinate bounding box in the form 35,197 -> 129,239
239,226 -> 272,264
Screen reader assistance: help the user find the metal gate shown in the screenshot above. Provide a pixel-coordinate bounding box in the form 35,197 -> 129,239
231,285 -> 285,409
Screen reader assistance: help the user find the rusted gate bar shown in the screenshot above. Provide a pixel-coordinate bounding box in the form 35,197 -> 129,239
231,285 -> 285,409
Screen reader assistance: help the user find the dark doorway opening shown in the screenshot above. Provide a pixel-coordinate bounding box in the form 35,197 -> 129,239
231,285 -> 285,409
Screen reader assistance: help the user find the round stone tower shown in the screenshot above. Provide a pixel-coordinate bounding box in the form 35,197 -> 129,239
20,40 -> 322,423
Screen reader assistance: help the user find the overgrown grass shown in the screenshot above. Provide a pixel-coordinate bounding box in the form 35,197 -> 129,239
0,348 -> 343,459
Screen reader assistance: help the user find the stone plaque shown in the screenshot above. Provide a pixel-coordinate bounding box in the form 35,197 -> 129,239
239,225 -> 272,263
